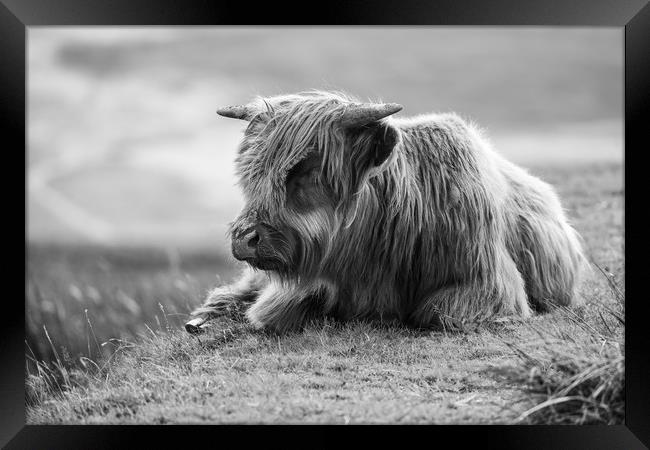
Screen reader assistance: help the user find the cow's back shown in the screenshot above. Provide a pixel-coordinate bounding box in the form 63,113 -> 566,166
498,156 -> 586,310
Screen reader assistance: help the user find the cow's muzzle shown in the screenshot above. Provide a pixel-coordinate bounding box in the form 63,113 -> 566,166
232,227 -> 260,261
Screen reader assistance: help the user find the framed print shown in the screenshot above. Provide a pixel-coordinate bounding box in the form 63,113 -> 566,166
3,0 -> 649,447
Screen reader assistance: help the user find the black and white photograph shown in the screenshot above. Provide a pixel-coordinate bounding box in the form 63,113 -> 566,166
25,26 -> 625,425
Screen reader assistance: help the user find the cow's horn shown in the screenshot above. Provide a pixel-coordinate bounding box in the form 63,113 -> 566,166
216,105 -> 254,120
339,103 -> 403,128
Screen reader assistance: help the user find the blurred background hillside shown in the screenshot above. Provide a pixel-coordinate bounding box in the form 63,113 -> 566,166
28,27 -> 622,251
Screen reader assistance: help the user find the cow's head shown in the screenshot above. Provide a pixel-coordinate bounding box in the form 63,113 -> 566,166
218,91 -> 403,276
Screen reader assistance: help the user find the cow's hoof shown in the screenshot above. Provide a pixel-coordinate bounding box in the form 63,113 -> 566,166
185,317 -> 207,335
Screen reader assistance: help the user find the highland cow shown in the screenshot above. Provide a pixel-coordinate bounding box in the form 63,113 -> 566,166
185,91 -> 586,335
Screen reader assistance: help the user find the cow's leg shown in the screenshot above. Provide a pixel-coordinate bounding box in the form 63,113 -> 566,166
185,269 -> 268,334
410,249 -> 531,329
245,281 -> 330,334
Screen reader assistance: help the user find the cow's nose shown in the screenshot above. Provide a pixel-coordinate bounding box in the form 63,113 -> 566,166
232,229 -> 260,261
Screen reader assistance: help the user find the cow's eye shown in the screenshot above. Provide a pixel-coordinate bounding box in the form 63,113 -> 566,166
308,169 -> 320,183
286,154 -> 321,187
286,155 -> 324,210
287,168 -> 318,193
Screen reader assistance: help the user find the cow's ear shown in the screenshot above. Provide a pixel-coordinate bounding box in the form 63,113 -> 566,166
347,122 -> 401,171
366,122 -> 400,167
338,102 -> 402,169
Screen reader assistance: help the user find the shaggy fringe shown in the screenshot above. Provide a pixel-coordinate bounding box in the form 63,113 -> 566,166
506,292 -> 624,425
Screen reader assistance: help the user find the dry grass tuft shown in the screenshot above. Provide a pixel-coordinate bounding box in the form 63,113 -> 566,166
516,350 -> 623,424
506,262 -> 624,425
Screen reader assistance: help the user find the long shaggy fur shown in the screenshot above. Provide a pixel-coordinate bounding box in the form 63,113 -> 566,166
189,90 -> 586,332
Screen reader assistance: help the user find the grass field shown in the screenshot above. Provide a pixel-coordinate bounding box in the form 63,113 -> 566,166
26,162 -> 624,424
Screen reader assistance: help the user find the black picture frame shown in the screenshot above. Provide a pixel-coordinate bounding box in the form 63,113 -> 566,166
4,0 -> 648,448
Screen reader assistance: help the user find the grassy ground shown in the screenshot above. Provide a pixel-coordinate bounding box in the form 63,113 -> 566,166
26,162 -> 624,424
